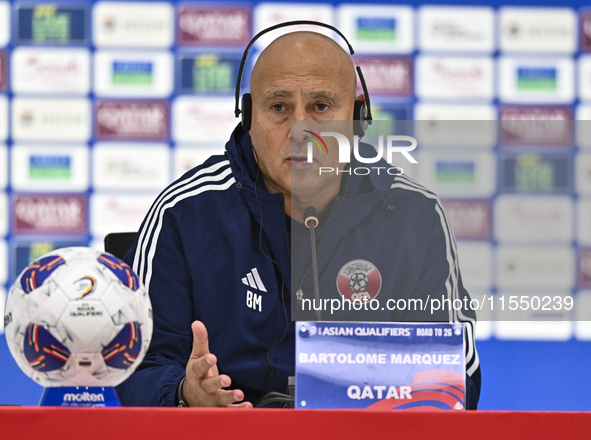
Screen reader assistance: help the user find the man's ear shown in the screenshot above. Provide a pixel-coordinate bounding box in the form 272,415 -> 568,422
355,94 -> 366,105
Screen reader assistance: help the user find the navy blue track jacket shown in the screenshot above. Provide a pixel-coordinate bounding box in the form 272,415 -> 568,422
117,124 -> 481,408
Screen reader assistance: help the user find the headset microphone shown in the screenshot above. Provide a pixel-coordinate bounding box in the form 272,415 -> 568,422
234,20 -> 373,137
304,206 -> 322,321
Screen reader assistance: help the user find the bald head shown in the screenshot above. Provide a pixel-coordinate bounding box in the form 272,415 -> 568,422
246,31 -> 361,212
250,31 -> 357,101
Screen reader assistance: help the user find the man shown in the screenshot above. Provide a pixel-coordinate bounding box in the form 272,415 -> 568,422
116,31 -> 481,408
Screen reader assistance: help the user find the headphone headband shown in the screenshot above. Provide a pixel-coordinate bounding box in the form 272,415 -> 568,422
234,20 -> 372,124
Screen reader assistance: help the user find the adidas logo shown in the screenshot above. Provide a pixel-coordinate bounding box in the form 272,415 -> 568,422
241,267 -> 267,292
243,268 -> 265,312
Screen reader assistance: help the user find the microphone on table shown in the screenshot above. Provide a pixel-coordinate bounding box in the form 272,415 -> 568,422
255,208 -> 321,408
304,206 -> 322,321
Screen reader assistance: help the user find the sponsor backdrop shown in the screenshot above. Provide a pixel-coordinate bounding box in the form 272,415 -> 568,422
1,0 -> 591,410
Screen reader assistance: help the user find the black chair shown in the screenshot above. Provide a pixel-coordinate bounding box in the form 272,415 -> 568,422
104,232 -> 137,260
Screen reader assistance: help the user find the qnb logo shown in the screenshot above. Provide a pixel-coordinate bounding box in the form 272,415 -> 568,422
63,392 -> 105,403
305,131 -> 418,176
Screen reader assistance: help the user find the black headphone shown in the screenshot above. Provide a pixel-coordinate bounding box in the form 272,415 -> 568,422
234,20 -> 373,138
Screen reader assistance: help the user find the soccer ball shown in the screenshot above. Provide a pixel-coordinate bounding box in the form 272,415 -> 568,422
349,272 -> 369,292
3,247 -> 152,388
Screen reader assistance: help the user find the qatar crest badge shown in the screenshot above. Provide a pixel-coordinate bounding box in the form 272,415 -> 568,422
336,259 -> 382,302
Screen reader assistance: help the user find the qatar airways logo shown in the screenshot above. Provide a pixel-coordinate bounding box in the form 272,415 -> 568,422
304,131 -> 417,175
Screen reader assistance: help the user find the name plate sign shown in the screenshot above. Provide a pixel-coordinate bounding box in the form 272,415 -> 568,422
295,322 -> 465,410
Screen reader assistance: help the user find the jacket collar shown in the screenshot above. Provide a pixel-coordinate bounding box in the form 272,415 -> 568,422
224,124 -> 263,193
225,124 -> 291,276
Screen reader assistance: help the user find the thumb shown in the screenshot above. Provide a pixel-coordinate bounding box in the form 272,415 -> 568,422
189,320 -> 210,359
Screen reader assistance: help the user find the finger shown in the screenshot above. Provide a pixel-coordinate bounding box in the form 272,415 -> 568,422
213,389 -> 245,407
200,374 -> 231,394
227,402 -> 253,408
188,353 -> 217,379
189,321 -> 210,359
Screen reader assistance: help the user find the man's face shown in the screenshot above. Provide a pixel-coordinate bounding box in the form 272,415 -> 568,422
248,35 -> 357,199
